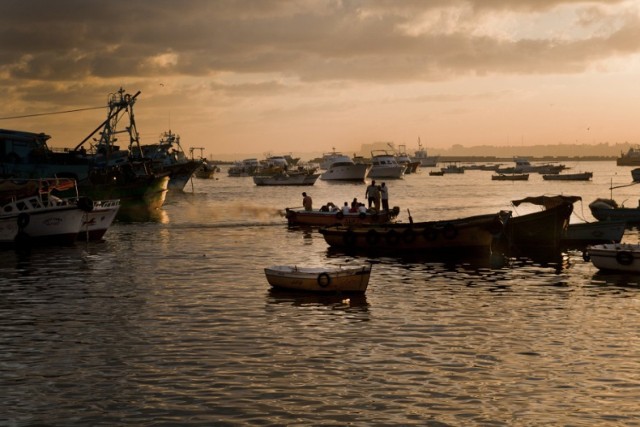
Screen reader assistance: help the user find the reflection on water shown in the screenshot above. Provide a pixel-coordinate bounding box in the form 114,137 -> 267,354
5,163 -> 640,425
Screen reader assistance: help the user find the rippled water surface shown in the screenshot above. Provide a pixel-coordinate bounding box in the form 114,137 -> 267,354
3,161 -> 640,426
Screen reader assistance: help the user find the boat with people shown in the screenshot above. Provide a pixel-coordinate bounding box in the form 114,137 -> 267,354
367,150 -> 406,179
264,264 -> 372,293
542,172 -> 593,181
0,89 -> 169,221
586,243 -> 640,272
318,212 -> 505,255
285,205 -> 400,226
0,178 -> 116,247
492,173 -> 529,181
319,149 -> 371,181
589,198 -> 640,223
140,130 -> 203,191
498,195 -> 578,252
616,146 -> 640,166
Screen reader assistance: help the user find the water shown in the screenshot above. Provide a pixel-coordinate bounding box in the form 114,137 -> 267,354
3,161 -> 640,426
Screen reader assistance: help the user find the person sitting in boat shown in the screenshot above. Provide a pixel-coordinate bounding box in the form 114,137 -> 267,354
350,198 -> 359,212
302,192 -> 313,211
358,203 -> 367,214
342,202 -> 350,215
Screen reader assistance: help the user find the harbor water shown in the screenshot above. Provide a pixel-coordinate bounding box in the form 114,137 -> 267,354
3,160 -> 640,426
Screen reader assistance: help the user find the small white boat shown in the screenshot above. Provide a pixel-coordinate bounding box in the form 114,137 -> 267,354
264,264 -> 372,293
367,150 -> 406,179
319,150 -> 371,181
587,243 -> 640,272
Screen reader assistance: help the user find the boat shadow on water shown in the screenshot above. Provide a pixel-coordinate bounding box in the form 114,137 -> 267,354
266,288 -> 370,310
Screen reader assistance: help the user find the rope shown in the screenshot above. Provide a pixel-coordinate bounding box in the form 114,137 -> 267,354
0,106 -> 104,121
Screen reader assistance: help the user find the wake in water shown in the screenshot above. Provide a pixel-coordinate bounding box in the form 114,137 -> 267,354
170,201 -> 287,227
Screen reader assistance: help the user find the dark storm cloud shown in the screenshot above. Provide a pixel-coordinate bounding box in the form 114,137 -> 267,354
0,0 -> 638,86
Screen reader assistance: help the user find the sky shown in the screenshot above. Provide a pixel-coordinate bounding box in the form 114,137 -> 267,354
1,0 -> 640,160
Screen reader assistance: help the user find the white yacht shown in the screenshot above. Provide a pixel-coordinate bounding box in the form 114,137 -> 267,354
367,150 -> 406,179
319,150 -> 371,181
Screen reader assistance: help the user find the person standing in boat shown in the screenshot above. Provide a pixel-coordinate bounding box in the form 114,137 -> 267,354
302,192 -> 313,211
380,182 -> 389,212
365,180 -> 378,209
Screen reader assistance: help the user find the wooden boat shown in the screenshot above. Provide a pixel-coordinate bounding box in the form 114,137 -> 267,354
563,220 -> 626,248
589,198 -> 640,223
264,264 -> 372,293
500,195 -> 579,251
429,170 -> 444,176
285,206 -> 399,226
586,243 -> 640,272
492,173 -> 529,181
253,171 -> 320,186
318,212 -> 505,255
0,178 -> 94,247
542,172 -> 593,181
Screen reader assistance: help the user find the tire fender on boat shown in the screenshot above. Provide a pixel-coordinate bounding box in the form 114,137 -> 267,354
442,223 -> 458,240
366,229 -> 380,245
336,211 -> 344,220
385,229 -> 400,245
343,229 -> 357,246
317,272 -> 331,288
77,197 -> 94,212
402,228 -> 416,244
17,212 -> 30,229
423,227 -> 438,241
616,250 -> 634,266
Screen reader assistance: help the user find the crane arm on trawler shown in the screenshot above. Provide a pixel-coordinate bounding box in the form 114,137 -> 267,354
72,90 -> 141,152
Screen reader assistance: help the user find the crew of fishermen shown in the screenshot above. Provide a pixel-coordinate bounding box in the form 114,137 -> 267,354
304,180 -> 390,214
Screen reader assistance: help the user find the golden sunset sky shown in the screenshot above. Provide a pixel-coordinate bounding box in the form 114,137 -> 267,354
1,0 -> 639,160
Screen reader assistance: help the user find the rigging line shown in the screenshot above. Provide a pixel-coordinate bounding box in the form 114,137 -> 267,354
0,105 -> 104,121
610,181 -> 640,190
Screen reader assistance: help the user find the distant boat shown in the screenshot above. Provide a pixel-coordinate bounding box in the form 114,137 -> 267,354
542,172 -> 593,181
492,173 -> 529,181
440,162 -> 464,174
496,157 -> 566,174
411,138 -> 438,167
253,171 -> 320,186
367,150 -> 406,179
319,149 -> 371,181
616,146 -> 640,166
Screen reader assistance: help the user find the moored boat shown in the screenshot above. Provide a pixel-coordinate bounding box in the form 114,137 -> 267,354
586,243 -> 640,272
367,150 -> 406,179
319,150 -> 371,181
500,195 -> 579,251
77,199 -> 121,241
411,138 -> 439,167
563,220 -> 626,248
253,171 -> 320,186
616,147 -> 640,166
0,178 -> 93,247
492,173 -> 529,181
285,206 -> 400,226
589,198 -> 640,223
542,172 -> 593,181
264,264 -> 372,293
318,212 -> 505,255
140,130 -> 203,191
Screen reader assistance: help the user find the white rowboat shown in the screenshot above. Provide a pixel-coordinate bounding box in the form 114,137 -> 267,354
264,264 -> 372,293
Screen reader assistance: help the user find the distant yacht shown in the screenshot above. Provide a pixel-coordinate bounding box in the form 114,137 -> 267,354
367,150 -> 406,179
319,149 -> 371,181
411,138 -> 439,167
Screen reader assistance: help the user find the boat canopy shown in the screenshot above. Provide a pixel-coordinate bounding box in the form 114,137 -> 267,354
512,195 -> 582,209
